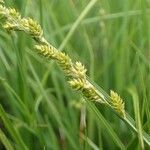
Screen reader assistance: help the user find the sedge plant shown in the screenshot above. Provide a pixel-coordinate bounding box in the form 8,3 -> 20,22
0,1 -> 150,149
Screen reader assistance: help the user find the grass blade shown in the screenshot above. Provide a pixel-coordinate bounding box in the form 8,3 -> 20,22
0,128 -> 14,150
0,105 -> 28,150
128,85 -> 145,149
59,0 -> 98,50
87,101 -> 126,150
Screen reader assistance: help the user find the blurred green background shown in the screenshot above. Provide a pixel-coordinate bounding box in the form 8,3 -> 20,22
0,0 -> 150,149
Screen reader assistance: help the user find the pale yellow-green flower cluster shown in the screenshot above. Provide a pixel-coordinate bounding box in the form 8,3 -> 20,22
0,2 -> 126,117
35,44 -> 103,102
35,45 -> 73,75
110,91 -> 125,118
0,3 -> 103,103
0,4 -> 48,45
0,0 -> 4,4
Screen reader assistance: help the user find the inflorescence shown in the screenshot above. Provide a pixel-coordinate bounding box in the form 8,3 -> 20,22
0,2 -> 126,118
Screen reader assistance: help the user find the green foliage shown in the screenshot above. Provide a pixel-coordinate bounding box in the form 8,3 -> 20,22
0,0 -> 150,149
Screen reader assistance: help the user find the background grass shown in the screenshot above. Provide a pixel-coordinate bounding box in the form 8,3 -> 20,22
0,0 -> 150,149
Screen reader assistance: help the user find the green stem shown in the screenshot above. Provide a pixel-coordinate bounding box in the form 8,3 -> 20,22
87,77 -> 150,146
59,0 -> 97,50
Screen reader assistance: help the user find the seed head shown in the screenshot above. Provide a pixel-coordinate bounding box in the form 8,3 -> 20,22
110,90 -> 126,118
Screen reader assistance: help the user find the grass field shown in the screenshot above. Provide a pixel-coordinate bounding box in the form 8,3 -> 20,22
0,0 -> 150,149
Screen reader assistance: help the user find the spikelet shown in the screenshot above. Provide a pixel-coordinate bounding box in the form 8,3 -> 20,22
68,77 -> 103,102
8,8 -> 20,19
22,18 -> 43,37
68,78 -> 85,91
35,45 -> 72,74
56,52 -> 72,74
0,0 -> 4,3
71,62 -> 87,79
0,5 -> 44,43
82,81 -> 102,102
110,90 -> 125,118
2,8 -> 21,30
35,45 -> 55,58
0,5 -> 5,15
4,17 -> 43,38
